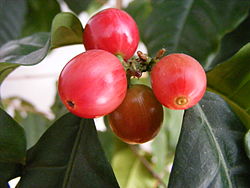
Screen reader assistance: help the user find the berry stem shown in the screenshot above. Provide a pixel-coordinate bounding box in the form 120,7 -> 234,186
117,49 -> 166,85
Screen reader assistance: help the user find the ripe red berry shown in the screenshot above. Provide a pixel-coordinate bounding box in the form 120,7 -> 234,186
83,8 -> 140,60
151,53 -> 206,110
108,84 -> 163,144
58,49 -> 127,118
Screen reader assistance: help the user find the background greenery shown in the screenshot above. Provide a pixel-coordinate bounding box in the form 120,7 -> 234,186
0,0 -> 250,187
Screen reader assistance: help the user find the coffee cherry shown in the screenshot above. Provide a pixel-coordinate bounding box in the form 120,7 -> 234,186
83,8 -> 140,60
58,49 -> 127,118
151,53 -> 206,110
108,84 -> 163,144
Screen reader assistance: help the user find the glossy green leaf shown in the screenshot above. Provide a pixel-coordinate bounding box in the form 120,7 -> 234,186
0,32 -> 50,83
22,0 -> 61,36
18,113 -> 119,188
112,147 -> 156,188
0,32 -> 50,64
0,12 -> 84,84
169,92 -> 250,188
207,43 -> 250,129
211,13 -> 250,68
245,130 -> 250,160
0,0 -> 26,46
126,0 -> 250,70
0,108 -> 26,185
50,12 -> 84,49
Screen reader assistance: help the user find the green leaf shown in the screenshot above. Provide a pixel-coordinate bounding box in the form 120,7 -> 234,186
51,12 -> 83,49
64,0 -> 107,15
168,92 -> 250,188
126,0 -> 250,70
112,147 -> 156,188
245,130 -> 250,160
0,108 -> 26,184
0,32 -> 50,64
18,113 -> 119,188
211,12 -> 250,68
64,0 -> 92,14
0,162 -> 23,183
0,0 -> 26,46
22,0 -> 61,37
0,12 -> 84,84
0,32 -> 50,83
0,108 -> 26,164
207,43 -> 250,129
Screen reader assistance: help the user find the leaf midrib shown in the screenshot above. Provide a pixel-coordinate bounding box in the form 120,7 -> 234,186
62,119 -> 85,188
197,104 -> 233,188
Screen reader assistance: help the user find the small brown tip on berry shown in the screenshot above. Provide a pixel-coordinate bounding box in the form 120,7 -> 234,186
175,96 -> 188,106
67,100 -> 75,108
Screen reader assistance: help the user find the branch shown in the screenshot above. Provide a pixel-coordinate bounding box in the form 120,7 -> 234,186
129,145 -> 167,188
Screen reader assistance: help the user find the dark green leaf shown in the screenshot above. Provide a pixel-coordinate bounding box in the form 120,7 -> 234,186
0,0 -> 26,46
0,108 -> 26,164
50,12 -> 84,49
245,130 -> 250,160
64,0 -> 91,14
22,0 -> 61,36
169,92 -> 250,188
0,108 -> 26,184
18,113 -> 119,188
207,43 -> 250,129
64,0 -> 107,15
126,0 -> 250,70
125,0 -> 152,36
211,12 -> 250,68
112,147 -> 156,188
0,162 -> 23,183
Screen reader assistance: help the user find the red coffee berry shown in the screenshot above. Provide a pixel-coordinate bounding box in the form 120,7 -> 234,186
58,49 -> 127,118
83,8 -> 140,60
151,53 -> 206,110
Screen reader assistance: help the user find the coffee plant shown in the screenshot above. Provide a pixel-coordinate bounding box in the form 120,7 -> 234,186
0,0 -> 250,188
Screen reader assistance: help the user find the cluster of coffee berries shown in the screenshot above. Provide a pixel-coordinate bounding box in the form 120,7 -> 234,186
58,8 -> 206,144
